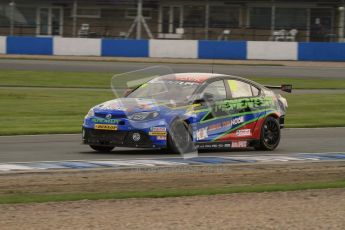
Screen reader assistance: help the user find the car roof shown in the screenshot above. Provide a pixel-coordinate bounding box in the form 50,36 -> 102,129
158,73 -> 262,87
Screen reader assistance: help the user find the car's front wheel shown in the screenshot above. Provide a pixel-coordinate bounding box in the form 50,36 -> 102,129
168,119 -> 196,155
255,116 -> 280,151
89,145 -> 115,153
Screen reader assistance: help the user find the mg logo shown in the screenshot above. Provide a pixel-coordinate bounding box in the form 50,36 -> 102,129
105,114 -> 112,119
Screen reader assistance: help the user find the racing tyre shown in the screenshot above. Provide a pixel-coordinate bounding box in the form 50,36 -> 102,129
255,116 -> 280,151
89,145 -> 115,153
168,119 -> 196,155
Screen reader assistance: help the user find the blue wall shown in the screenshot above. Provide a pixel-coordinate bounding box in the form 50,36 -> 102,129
298,42 -> 345,61
198,41 -> 247,60
101,39 -> 149,57
7,36 -> 53,55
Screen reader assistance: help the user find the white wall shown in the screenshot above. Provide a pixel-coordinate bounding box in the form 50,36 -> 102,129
247,41 -> 298,60
53,37 -> 101,56
149,40 -> 198,58
0,36 -> 6,54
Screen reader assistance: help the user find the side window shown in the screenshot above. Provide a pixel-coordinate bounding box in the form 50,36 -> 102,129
202,80 -> 227,101
227,80 -> 258,98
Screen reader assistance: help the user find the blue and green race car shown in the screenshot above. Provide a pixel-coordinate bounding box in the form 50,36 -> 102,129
82,73 -> 291,154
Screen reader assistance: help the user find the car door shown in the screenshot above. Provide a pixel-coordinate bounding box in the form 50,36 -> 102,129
195,79 -> 264,143
192,80 -> 229,143
214,79 -> 263,141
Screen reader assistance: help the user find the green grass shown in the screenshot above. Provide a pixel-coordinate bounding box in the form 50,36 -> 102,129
1,69 -> 345,89
284,94 -> 345,128
0,69 -> 345,135
1,89 -> 345,135
0,88 -> 114,135
248,77 -> 345,89
0,70 -> 113,88
1,180 -> 344,204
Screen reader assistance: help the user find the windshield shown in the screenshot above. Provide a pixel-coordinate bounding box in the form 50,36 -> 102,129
127,79 -> 200,102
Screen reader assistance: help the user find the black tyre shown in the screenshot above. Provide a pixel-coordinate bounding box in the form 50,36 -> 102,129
89,145 -> 115,153
168,119 -> 196,155
255,116 -> 280,151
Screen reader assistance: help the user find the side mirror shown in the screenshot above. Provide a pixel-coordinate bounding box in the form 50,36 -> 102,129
193,92 -> 214,104
203,92 -> 214,102
123,88 -> 134,97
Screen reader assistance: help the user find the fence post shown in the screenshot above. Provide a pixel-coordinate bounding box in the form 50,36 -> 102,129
339,6 -> 345,42
9,1 -> 15,36
72,0 -> 78,37
136,0 -> 143,39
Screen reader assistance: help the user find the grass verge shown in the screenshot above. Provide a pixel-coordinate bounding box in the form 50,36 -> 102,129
1,69 -> 345,135
0,88 -> 114,135
1,180 -> 344,204
284,93 -> 345,128
1,69 -> 345,89
1,88 -> 345,135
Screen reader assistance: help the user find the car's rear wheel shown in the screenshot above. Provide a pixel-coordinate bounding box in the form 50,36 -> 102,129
255,116 -> 280,151
89,145 -> 115,153
168,119 -> 196,155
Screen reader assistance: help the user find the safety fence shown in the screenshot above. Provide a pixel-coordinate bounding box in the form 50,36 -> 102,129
1,36 -> 345,61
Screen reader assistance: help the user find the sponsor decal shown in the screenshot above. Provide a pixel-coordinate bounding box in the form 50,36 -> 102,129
232,141 -> 247,148
236,129 -> 252,137
222,116 -> 244,128
213,97 -> 276,113
101,105 -> 128,111
196,127 -> 208,141
132,133 -> 141,142
208,123 -> 222,132
94,124 -> 117,131
156,135 -> 167,141
151,127 -> 167,132
171,75 -> 210,83
149,131 -> 167,136
91,118 -> 120,124
196,143 -> 231,149
166,80 -> 199,86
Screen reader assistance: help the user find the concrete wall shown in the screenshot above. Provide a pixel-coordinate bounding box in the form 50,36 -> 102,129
102,39 -> 149,57
247,41 -> 298,60
298,42 -> 345,61
54,38 -> 101,56
7,36 -> 53,55
3,36 -> 345,62
149,40 -> 198,58
0,36 -> 6,54
199,41 -> 247,60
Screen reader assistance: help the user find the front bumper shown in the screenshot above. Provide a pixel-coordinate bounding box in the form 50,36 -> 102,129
82,127 -> 166,148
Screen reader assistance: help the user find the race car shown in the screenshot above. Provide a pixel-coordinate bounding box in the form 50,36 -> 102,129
82,73 -> 291,154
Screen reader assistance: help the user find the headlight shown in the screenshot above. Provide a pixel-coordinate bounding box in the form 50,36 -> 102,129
85,109 -> 95,118
128,111 -> 159,121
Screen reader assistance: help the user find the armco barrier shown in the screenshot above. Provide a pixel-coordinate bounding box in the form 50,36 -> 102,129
54,37 -> 101,56
149,40 -> 198,58
247,41 -> 297,60
1,36 -> 345,62
198,40 -> 247,60
0,36 -> 6,54
298,42 -> 345,61
102,39 -> 148,57
7,36 -> 53,55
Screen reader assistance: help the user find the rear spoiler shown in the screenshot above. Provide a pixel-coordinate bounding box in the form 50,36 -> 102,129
265,84 -> 292,93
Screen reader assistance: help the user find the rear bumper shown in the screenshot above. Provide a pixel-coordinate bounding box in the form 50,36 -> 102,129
82,128 -> 163,148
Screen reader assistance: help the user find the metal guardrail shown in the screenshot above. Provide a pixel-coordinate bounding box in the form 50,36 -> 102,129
1,23 -> 344,42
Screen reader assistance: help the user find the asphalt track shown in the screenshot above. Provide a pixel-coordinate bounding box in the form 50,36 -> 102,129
0,128 -> 344,163
1,59 -> 345,79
